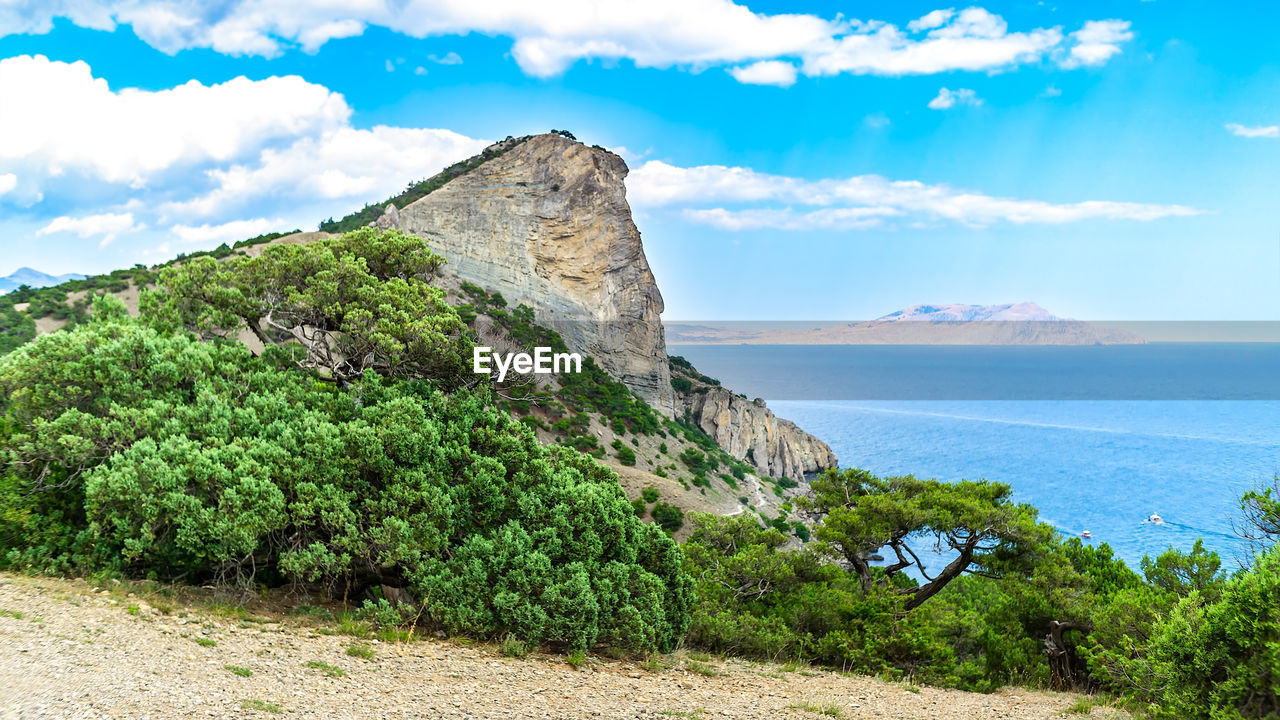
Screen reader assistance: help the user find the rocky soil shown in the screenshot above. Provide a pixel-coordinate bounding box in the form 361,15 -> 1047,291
0,573 -> 1121,720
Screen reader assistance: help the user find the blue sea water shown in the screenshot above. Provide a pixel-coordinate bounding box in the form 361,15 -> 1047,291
668,344 -> 1280,568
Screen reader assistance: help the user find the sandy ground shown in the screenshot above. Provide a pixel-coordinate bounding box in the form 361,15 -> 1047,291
0,573 -> 1121,720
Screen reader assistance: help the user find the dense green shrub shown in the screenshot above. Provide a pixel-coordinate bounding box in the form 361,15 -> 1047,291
1086,542 -> 1278,719
0,304 -> 691,655
145,228 -> 471,387
651,502 -> 685,534
684,514 -> 954,679
0,303 -> 35,356
611,439 -> 637,466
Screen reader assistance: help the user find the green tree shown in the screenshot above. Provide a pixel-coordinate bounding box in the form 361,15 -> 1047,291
804,468 -> 1049,611
144,228 -> 471,386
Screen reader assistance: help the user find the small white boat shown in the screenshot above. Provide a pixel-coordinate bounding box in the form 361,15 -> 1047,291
1148,513 -> 1164,524
1081,530 -> 1093,539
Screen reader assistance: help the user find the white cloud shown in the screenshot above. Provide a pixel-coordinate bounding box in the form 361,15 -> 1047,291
385,59 -> 395,72
161,126 -> 488,219
428,52 -> 463,65
414,65 -> 428,75
928,87 -> 981,110
684,207 -> 901,231
628,161 -> 1202,229
804,8 -> 1063,78
1041,84 -> 1062,98
907,9 -> 956,33
37,212 -> 140,246
1062,19 -> 1133,68
1225,123 -> 1280,139
727,60 -> 797,87
171,218 -> 281,245
0,55 -> 490,258
1,3 -> 1133,83
0,55 -> 350,185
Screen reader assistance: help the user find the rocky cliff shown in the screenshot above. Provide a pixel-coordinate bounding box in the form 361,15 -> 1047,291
376,134 -> 675,416
373,132 -> 836,479
670,360 -> 837,481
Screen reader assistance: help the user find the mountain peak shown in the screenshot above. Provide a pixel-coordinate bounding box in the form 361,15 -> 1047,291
0,267 -> 86,294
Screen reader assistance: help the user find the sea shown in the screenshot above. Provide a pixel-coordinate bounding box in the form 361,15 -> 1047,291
667,343 -> 1280,569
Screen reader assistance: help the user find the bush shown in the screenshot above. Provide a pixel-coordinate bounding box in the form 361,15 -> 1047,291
0,307 -> 692,655
611,439 -> 636,466
641,487 -> 660,504
1093,546 -> 1280,718
651,502 -> 684,534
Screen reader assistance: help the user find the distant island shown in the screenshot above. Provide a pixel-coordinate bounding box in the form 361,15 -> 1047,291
665,302 -> 1147,345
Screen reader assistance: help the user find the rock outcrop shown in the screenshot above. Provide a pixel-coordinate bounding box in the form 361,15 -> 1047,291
378,134 -> 675,416
679,389 -> 838,481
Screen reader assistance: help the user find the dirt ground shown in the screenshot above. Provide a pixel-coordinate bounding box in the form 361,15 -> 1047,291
0,573 -> 1122,720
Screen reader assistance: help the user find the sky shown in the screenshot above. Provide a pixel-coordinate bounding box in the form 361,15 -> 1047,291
0,1 -> 1277,321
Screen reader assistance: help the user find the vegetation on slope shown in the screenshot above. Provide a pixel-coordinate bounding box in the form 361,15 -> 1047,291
0,230 -> 692,654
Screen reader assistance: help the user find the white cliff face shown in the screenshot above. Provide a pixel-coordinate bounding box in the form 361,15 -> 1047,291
679,389 -> 838,481
381,134 -> 675,417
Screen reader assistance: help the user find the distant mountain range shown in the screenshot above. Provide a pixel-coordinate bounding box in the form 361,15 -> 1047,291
0,268 -> 85,294
665,303 -> 1147,345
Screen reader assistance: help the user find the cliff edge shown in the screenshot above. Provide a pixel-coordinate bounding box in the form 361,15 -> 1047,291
377,134 -> 675,417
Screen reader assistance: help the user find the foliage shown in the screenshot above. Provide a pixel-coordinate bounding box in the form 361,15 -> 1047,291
652,503 -> 685,534
144,228 -> 472,386
1238,477 -> 1280,556
0,302 -> 35,356
803,468 -> 1049,611
683,514 -> 955,680
1092,546 -> 1279,719
0,305 -> 691,655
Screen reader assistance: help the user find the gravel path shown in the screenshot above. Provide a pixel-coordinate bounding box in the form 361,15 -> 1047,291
0,573 -> 1117,720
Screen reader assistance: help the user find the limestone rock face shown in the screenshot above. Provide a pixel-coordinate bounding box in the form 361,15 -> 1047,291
383,134 -> 675,416
680,389 -> 838,481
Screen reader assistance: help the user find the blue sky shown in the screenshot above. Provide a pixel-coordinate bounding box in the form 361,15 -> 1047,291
0,1 -> 1277,320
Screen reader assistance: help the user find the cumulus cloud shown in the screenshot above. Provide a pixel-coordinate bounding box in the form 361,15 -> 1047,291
1,3 -> 1133,83
1225,123 -> 1279,138
36,212 -> 141,246
1062,19 -> 1133,68
628,161 -> 1202,229
162,126 -> 488,219
906,9 -> 956,33
727,60 -> 798,87
0,54 -> 350,185
0,55 -> 488,257
803,8 -> 1063,77
928,87 -> 981,110
171,218 -> 282,245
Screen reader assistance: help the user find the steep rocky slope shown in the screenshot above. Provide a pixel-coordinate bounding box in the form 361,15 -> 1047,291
670,357 -> 837,480
376,134 -> 675,417
370,133 -> 836,480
